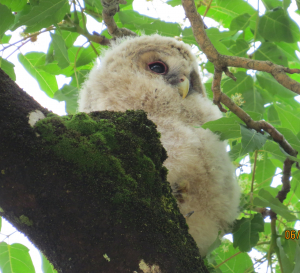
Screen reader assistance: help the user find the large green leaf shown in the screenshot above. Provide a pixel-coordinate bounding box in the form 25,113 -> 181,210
0,0 -> 27,11
198,0 -> 256,29
240,125 -> 268,155
0,4 -> 14,39
213,239 -> 254,272
255,152 -> 277,187
18,52 -> 58,97
202,116 -> 242,140
276,42 -> 300,62
256,72 -> 296,99
230,13 -> 251,31
53,84 -> 79,115
0,58 -> 16,81
50,33 -> 69,69
222,71 -> 253,96
232,214 -> 264,252
254,42 -> 288,67
0,242 -> 35,273
141,21 -> 181,37
119,10 -> 155,26
253,188 -> 298,221
274,104 -> 300,135
13,0 -> 70,33
258,8 -> 300,43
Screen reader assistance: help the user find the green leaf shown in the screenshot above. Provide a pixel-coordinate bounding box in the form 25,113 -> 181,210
242,88 -> 265,115
53,84 -> 79,115
182,27 -> 197,45
229,39 -> 249,57
274,104 -> 300,135
0,0 -> 27,11
166,0 -> 181,7
253,188 -> 298,221
0,4 -> 14,39
254,42 -> 288,67
255,152 -> 276,187
0,34 -> 11,44
119,10 -> 155,26
240,124 -> 268,155
229,142 -> 243,161
276,127 -> 300,152
230,13 -> 251,31
0,58 -> 16,81
59,30 -> 79,49
0,242 -> 35,273
206,28 -> 234,55
276,42 -> 300,62
84,0 -> 102,10
262,0 -> 283,10
76,46 -> 98,68
233,214 -> 264,252
18,52 -> 58,97
198,0 -> 257,29
256,72 -> 296,99
267,105 -> 280,125
213,239 -> 254,272
202,116 -> 241,140
140,21 -> 181,37
50,33 -> 69,69
258,8 -> 300,43
292,240 -> 300,273
13,0 -> 70,33
41,252 -> 57,273
222,71 -> 253,97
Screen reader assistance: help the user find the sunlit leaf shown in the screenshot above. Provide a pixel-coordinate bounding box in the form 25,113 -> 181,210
253,188 -> 298,221
0,58 -> 16,81
18,52 -> 58,97
258,8 -> 300,43
0,0 -> 27,11
0,242 -> 35,273
13,0 -> 70,33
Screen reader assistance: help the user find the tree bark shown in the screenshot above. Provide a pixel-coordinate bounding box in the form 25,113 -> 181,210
0,68 -> 209,273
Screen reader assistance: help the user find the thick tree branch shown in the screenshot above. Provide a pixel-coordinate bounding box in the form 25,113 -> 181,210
0,68 -> 209,273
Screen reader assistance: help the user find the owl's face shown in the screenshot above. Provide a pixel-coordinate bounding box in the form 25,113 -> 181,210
79,35 -> 219,125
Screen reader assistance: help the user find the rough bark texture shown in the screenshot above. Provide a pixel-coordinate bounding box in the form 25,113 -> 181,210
0,68 -> 209,273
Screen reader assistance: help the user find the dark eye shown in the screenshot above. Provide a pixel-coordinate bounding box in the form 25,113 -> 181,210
148,61 -> 167,74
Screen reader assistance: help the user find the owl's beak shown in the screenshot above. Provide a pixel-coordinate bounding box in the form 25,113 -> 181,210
178,76 -> 190,99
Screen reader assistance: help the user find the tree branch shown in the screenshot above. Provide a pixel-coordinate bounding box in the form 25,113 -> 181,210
101,0 -> 137,38
0,68 -> 209,273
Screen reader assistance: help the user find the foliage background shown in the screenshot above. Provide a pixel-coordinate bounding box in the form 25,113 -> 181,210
0,0 -> 300,272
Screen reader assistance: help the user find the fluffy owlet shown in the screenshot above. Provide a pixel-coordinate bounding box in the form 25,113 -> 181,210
78,34 -> 240,256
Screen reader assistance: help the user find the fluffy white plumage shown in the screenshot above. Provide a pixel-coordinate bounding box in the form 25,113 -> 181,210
78,35 -> 240,256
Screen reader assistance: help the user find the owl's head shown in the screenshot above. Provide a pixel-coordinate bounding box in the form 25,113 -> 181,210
79,35 -> 218,124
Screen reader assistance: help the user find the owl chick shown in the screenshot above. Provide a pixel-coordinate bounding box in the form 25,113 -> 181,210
78,34 -> 240,256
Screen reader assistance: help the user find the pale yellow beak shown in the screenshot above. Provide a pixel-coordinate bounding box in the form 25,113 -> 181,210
178,76 -> 190,99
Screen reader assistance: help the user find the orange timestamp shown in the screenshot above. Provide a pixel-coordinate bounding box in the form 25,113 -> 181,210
285,230 -> 300,240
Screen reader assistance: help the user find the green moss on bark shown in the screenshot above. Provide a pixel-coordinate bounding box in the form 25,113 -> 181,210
33,110 -> 206,272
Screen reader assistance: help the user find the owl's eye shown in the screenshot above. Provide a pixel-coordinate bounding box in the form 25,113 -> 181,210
148,61 -> 168,74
